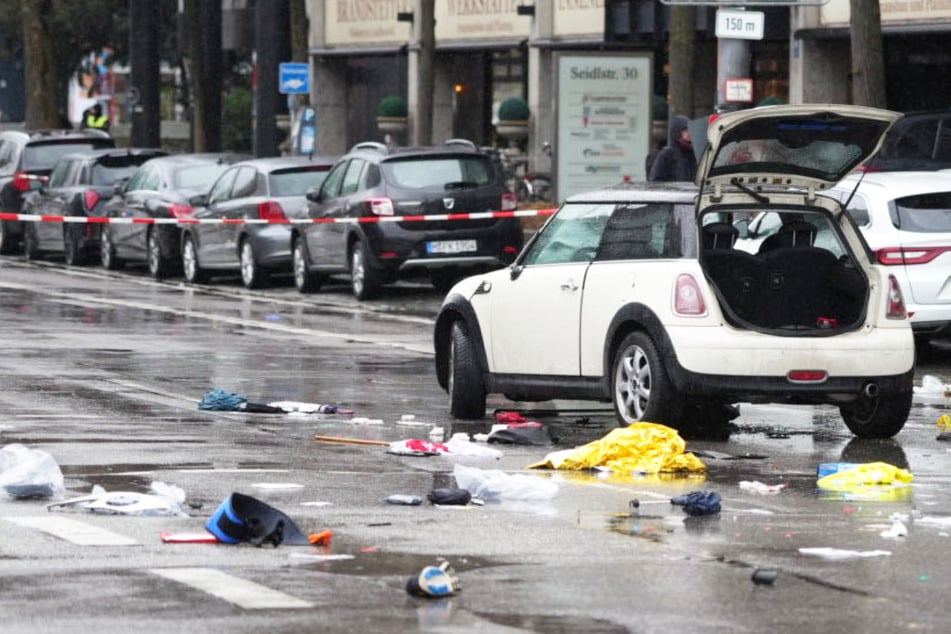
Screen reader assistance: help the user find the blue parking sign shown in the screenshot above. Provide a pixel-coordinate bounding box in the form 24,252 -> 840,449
279,63 -> 310,94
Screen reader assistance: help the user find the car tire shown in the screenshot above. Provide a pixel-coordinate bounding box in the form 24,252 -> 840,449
182,234 -> 208,283
63,226 -> 88,266
612,331 -> 683,427
839,391 -> 912,439
239,239 -> 268,289
448,321 -> 486,419
350,241 -> 381,300
147,230 -> 172,279
22,223 -> 40,261
100,226 -> 123,270
0,219 -> 16,255
292,238 -> 321,293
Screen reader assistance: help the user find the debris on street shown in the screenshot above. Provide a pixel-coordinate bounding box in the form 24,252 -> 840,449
816,462 -> 913,498
525,423 -> 706,474
387,439 -> 450,456
428,488 -> 473,506
386,494 -> 424,505
314,435 -> 389,447
914,374 -> 951,397
798,547 -> 892,560
670,490 -> 722,516
406,561 -> 461,598
198,389 -> 352,414
740,481 -> 788,495
0,443 -> 65,500
206,491 -> 330,547
453,464 -> 558,501
48,482 -> 188,517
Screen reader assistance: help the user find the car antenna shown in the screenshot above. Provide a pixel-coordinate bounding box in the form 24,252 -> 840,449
729,177 -> 770,204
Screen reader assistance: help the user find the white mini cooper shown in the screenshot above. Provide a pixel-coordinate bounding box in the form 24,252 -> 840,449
433,105 -> 915,439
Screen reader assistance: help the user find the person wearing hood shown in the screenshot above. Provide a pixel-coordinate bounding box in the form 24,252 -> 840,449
648,115 -> 696,182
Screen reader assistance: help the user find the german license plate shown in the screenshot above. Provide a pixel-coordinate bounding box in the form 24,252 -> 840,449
426,239 -> 477,255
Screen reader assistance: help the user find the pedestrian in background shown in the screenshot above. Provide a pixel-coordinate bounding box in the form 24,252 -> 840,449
648,114 -> 696,182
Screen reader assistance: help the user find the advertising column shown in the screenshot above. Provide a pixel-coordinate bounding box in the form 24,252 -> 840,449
555,53 -> 652,201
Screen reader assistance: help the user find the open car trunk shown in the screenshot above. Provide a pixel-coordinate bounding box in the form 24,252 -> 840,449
699,206 -> 870,334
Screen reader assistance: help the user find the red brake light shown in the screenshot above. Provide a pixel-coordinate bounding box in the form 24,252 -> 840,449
13,171 -> 44,192
258,201 -> 287,222
886,274 -> 907,319
876,246 -> 950,265
366,197 -> 395,216
788,370 -> 828,382
83,189 -> 101,211
168,203 -> 194,219
501,192 -> 517,212
673,273 -> 707,316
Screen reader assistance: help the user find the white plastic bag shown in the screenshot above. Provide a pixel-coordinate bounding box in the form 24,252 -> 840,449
453,464 -> 557,501
445,434 -> 503,459
0,443 -> 65,500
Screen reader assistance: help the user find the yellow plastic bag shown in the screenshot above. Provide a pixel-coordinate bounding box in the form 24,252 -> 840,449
526,422 -> 706,474
816,461 -> 913,494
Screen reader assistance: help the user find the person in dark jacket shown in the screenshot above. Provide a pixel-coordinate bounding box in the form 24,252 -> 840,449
648,115 -> 696,182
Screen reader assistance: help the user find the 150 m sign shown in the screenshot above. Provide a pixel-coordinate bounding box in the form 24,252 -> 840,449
715,9 -> 764,41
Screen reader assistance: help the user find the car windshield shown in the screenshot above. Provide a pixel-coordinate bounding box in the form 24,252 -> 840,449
892,191 -> 951,232
23,141 -> 113,171
268,167 -> 329,196
382,156 -> 494,189
173,163 -> 230,189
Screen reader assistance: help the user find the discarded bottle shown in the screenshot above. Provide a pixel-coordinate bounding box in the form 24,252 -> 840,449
386,494 -> 424,506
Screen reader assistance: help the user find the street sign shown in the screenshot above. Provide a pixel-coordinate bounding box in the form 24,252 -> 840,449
716,9 -> 765,40
724,78 -> 754,102
279,62 -> 310,95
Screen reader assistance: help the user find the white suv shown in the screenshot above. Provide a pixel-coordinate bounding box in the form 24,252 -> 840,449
434,105 -> 916,439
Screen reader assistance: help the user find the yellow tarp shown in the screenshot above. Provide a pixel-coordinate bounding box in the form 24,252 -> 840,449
526,422 -> 706,474
817,461 -> 913,493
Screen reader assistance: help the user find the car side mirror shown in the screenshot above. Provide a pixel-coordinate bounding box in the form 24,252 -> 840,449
188,193 -> 208,207
305,187 -> 322,203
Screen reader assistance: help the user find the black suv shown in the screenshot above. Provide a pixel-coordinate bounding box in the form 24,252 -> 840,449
863,110 -> 951,171
0,129 -> 115,254
290,140 -> 522,300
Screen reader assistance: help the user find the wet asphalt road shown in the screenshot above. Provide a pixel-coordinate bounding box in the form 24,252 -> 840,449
3,257 -> 951,633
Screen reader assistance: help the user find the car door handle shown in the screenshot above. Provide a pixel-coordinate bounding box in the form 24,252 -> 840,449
560,279 -> 579,292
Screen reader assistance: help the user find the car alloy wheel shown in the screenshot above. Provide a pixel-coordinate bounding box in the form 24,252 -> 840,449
99,226 -> 122,270
612,332 -> 682,427
182,235 -> 207,283
293,239 -> 320,293
350,241 -> 381,300
448,321 -> 486,419
147,231 -> 169,279
240,239 -> 267,289
63,227 -> 87,266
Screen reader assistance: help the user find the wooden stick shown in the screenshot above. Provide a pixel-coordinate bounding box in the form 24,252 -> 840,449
314,435 -> 390,447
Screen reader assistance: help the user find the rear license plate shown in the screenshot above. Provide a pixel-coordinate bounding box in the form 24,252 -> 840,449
426,239 -> 477,255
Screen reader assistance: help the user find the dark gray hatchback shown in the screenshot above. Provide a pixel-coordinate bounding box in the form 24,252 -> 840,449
291,141 -> 523,300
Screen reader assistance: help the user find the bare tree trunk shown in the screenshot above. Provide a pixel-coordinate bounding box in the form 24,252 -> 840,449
668,7 -> 695,119
23,0 -> 60,128
414,0 -> 434,146
184,0 -> 207,151
849,0 -> 886,107
289,0 -> 309,106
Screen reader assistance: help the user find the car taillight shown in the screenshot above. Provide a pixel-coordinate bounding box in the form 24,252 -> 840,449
788,370 -> 828,383
168,203 -> 194,219
886,274 -> 907,319
258,201 -> 287,222
673,273 -> 707,316
876,246 -> 950,265
83,189 -> 100,212
501,192 -> 517,212
13,171 -> 44,192
365,197 -> 395,216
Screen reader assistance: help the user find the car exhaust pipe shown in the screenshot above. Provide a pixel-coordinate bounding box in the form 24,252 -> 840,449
863,382 -> 879,398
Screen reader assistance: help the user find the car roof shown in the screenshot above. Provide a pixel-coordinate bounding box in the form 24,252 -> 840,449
836,170 -> 951,197
140,153 -> 250,169
230,155 -> 338,172
564,181 -> 698,204
345,140 -> 487,162
1,129 -> 113,144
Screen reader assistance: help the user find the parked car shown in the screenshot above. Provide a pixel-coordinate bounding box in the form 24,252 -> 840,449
98,153 -> 247,278
824,171 -> 951,346
290,140 -> 522,300
863,110 -> 951,172
180,155 -> 335,288
20,147 -> 167,265
0,129 -> 114,254
433,105 -> 916,439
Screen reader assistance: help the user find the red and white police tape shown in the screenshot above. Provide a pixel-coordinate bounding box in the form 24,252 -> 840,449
0,208 -> 557,226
